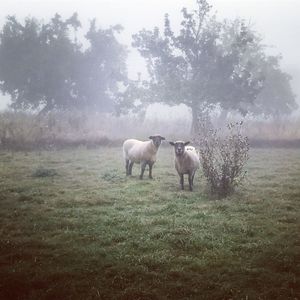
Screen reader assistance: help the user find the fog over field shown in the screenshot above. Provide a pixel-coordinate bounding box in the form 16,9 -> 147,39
1,2 -> 300,299
0,0 -> 299,115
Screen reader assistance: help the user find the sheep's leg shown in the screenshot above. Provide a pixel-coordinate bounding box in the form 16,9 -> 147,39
128,161 -> 134,175
191,171 -> 196,186
148,161 -> 154,179
140,161 -> 147,180
188,172 -> 193,191
125,159 -> 129,176
180,174 -> 184,190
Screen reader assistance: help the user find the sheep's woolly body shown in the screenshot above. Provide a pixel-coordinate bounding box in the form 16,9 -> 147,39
174,146 -> 200,175
169,141 -> 200,190
123,139 -> 158,164
123,135 -> 165,179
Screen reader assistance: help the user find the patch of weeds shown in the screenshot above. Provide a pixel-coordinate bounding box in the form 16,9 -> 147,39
0,156 -> 13,162
32,166 -> 57,177
101,169 -> 124,183
192,211 -> 209,220
17,194 -> 32,202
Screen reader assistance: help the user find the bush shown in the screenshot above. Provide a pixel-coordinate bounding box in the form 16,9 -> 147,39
32,167 -> 57,177
195,117 -> 249,198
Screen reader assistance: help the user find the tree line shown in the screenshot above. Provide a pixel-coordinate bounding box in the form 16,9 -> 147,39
0,13 -> 127,113
0,0 -> 297,125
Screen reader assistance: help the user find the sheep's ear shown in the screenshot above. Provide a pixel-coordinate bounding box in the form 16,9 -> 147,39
184,141 -> 190,146
149,136 -> 153,140
160,136 -> 166,140
169,142 -> 175,146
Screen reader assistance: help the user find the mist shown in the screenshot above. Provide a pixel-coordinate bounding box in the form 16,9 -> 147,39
1,2 -> 300,299
1,1 -> 300,104
0,0 -> 299,143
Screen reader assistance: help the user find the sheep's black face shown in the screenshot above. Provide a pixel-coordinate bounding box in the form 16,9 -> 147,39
175,142 -> 185,156
149,135 -> 166,148
169,141 -> 190,156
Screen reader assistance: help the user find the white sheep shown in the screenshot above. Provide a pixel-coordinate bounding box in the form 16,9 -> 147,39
123,135 -> 165,179
169,141 -> 200,191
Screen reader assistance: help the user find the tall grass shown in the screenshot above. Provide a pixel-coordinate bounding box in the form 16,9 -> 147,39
0,110 -> 190,150
0,110 -> 300,150
244,116 -> 300,140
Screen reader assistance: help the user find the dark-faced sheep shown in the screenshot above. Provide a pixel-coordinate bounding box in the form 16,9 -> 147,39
169,141 -> 200,191
123,135 -> 165,179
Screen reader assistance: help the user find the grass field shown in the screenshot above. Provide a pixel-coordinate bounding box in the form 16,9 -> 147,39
0,146 -> 299,299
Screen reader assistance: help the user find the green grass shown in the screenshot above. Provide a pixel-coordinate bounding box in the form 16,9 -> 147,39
0,147 -> 299,299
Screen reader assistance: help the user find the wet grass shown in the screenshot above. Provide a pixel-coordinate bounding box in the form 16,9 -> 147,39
0,147 -> 299,299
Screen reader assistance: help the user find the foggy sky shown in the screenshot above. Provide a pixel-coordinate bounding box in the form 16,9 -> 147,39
0,0 -> 299,111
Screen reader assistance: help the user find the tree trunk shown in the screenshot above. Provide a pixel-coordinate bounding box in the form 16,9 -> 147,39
191,105 -> 199,136
191,104 -> 213,140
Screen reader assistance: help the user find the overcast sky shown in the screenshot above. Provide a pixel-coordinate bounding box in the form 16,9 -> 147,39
0,0 -> 299,110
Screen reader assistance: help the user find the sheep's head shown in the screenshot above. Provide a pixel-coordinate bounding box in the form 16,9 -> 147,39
149,135 -> 166,148
169,141 -> 190,156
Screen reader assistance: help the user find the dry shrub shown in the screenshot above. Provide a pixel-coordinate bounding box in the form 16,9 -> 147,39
195,113 -> 249,198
